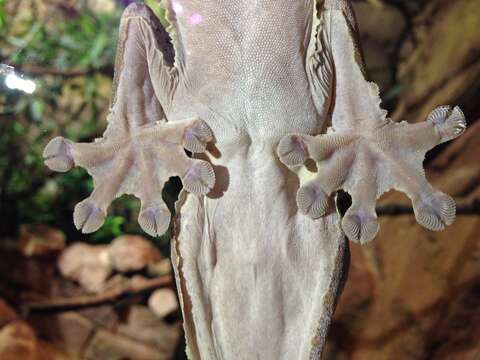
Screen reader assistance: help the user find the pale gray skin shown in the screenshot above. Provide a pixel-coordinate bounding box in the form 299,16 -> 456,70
43,0 -> 466,359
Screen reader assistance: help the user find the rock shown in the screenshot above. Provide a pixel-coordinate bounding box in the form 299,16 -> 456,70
393,0 -> 480,122
148,288 -> 178,318
0,319 -> 67,360
429,283 -> 480,360
36,340 -> 70,360
108,235 -> 161,272
0,247 -> 59,295
0,321 -> 37,360
57,236 -> 162,292
78,305 -> 119,331
118,305 -> 181,356
84,328 -> 165,360
29,312 -> 94,354
0,299 -> 19,328
58,243 -> 112,293
125,305 -> 162,329
18,224 -> 66,257
147,258 -> 172,277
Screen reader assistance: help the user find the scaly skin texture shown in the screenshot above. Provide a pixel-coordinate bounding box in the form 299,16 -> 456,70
43,1 -> 465,359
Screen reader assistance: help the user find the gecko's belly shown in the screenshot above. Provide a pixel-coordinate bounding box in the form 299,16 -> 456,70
200,138 -> 320,265
176,140 -> 344,359
176,62 -> 323,144
199,104 -> 321,146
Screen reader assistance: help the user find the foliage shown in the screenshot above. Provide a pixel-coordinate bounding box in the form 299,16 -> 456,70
0,1 -> 175,248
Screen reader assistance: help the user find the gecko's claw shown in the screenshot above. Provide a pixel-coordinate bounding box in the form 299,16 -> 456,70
73,199 -> 107,234
183,119 -> 214,153
412,191 -> 456,231
43,137 -> 74,172
182,160 -> 216,195
296,182 -> 329,219
428,106 -> 466,143
277,134 -> 309,166
138,202 -> 171,237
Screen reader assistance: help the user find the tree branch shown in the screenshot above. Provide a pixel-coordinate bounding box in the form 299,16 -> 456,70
19,64 -> 114,78
22,275 -> 173,312
377,199 -> 480,216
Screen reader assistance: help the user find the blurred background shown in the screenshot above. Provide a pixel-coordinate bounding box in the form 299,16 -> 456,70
0,0 -> 478,359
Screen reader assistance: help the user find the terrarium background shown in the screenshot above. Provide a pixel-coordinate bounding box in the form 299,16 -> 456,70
0,0 -> 478,359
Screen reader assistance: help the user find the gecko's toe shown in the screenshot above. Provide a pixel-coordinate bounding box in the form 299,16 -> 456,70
182,160 -> 216,195
444,106 -> 466,139
427,106 -> 451,125
341,209 -> 379,244
428,106 -> 466,142
413,191 -> 456,231
296,183 -> 329,219
43,137 -> 74,172
73,199 -> 106,234
277,134 -> 308,166
138,203 -> 170,237
183,120 -> 214,153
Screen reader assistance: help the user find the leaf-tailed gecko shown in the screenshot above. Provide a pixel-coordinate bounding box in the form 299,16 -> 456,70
43,0 -> 466,358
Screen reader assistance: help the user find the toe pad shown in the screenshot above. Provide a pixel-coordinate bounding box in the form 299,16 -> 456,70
277,135 -> 308,166
296,183 -> 329,219
183,120 -> 214,153
342,210 -> 379,244
182,160 -> 215,195
43,137 -> 74,172
138,203 -> 170,237
413,192 -> 456,231
428,106 -> 466,141
74,199 -> 107,234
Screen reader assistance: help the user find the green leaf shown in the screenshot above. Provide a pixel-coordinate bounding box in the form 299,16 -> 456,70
0,0 -> 6,31
81,33 -> 109,67
13,122 -> 25,135
90,216 -> 125,242
59,34 -> 82,52
25,153 -> 36,165
7,36 -> 27,48
80,14 -> 96,36
29,100 -> 45,122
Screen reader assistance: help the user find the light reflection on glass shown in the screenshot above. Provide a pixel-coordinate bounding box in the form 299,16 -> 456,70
5,72 -> 36,94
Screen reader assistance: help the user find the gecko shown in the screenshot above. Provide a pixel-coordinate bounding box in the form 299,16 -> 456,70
43,0 -> 466,359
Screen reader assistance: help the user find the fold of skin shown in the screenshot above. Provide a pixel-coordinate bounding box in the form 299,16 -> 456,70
43,0 -> 464,358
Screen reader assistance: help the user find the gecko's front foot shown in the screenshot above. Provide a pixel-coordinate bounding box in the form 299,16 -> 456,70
43,118 -> 215,236
278,106 -> 466,244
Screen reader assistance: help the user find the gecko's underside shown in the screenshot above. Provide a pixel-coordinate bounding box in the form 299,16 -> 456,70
43,0 -> 466,359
